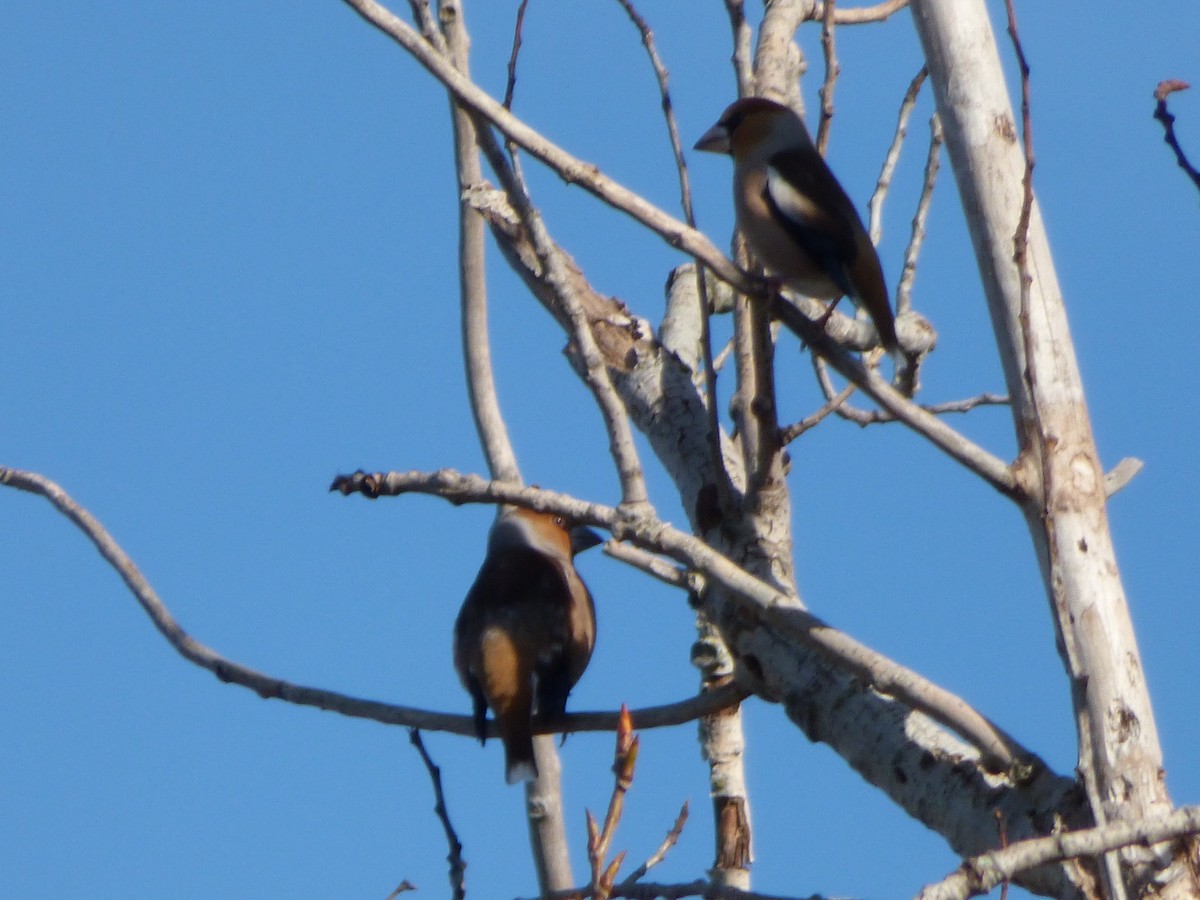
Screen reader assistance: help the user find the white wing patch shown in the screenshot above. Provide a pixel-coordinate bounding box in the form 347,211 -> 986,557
765,163 -> 822,229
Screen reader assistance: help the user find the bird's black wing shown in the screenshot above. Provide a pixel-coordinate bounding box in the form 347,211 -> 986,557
763,147 -> 861,297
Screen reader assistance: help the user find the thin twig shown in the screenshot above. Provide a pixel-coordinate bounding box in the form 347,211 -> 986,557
615,0 -> 728,511
588,707 -> 638,899
896,111 -> 943,314
869,66 -> 927,247
338,0 -> 752,294
1152,80 -> 1200,197
815,0 -> 839,156
409,729 -> 466,900
618,802 -> 689,888
602,541 -> 691,589
502,0 -> 531,110
773,297 -> 1018,497
779,381 -> 857,444
835,389 -> 1009,427
468,90 -> 652,512
723,0 -> 754,97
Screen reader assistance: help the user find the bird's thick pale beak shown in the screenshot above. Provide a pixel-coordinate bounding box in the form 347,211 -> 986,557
569,526 -> 604,556
693,124 -> 731,154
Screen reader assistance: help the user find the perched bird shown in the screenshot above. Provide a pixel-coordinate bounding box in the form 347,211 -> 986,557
453,506 -> 601,784
694,97 -> 901,358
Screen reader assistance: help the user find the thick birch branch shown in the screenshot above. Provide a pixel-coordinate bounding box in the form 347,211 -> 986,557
910,1 -> 1182,894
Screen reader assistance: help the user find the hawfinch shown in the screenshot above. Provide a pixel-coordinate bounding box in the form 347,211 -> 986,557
695,97 -> 900,356
453,506 -> 601,784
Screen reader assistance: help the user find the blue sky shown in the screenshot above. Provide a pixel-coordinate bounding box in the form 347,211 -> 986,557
3,2 -> 1198,898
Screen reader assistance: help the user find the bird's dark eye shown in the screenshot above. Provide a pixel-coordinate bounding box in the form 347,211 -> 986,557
553,515 -> 566,528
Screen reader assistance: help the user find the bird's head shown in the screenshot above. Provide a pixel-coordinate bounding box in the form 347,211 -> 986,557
488,506 -> 604,560
694,97 -> 812,162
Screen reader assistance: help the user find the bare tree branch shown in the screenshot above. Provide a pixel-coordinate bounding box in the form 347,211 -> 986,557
618,801 -> 689,888
773,299 -> 1017,497
0,466 -> 747,735
815,0 -> 839,156
723,0 -> 754,98
913,0 -> 1180,891
602,541 -> 691,590
502,0 -> 530,110
918,806 -> 1200,900
810,0 -> 909,25
587,707 -> 638,899
815,369 -> 1008,427
409,729 -> 466,900
752,0 -> 808,107
338,0 -> 751,292
535,881 -> 831,900
615,0 -> 727,502
1152,79 -> 1200,197
443,0 -> 519,485
1104,457 -> 1144,497
779,380 -> 856,444
895,111 -> 943,315
331,468 -> 1032,774
868,66 -> 926,250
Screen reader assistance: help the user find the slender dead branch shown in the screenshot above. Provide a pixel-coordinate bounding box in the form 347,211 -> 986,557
409,729 -> 466,900
869,66 -> 927,248
896,111 -> 943,314
1152,80 -> 1200,197
331,468 -> 1032,774
815,0 -> 839,156
810,0 -> 909,24
917,806 -> 1200,900
602,541 -> 691,590
502,0 -> 531,110
822,378 -> 1009,427
618,802 -> 689,888
616,0 -> 726,491
779,381 -> 857,444
338,0 -> 751,293
438,7 -> 576,890
723,0 -> 754,98
443,1 -> 520,485
559,271 -> 652,511
775,299 -> 1018,497
0,463 -> 746,736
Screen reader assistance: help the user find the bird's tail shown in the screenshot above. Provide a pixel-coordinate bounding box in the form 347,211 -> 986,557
891,347 -> 919,397
503,735 -> 538,785
478,628 -> 538,784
